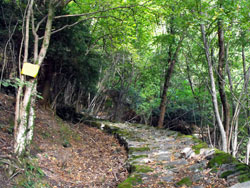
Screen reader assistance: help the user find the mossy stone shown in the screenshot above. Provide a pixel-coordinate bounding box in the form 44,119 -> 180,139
207,152 -> 237,168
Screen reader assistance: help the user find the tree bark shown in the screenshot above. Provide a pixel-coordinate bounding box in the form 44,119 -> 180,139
217,13 -> 230,145
245,138 -> 250,165
157,28 -> 184,128
14,1 -> 54,156
158,58 -> 176,128
200,23 -> 227,152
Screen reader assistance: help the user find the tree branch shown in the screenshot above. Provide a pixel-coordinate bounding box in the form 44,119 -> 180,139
54,4 -> 138,19
40,15 -> 122,39
36,15 -> 48,32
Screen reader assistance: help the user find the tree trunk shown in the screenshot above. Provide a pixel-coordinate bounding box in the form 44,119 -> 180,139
158,58 -> 176,128
245,138 -> 250,165
14,1 -> 54,156
200,23 -> 227,152
41,61 -> 53,107
157,26 -> 184,128
217,14 -> 230,145
14,79 -> 37,156
231,66 -> 250,157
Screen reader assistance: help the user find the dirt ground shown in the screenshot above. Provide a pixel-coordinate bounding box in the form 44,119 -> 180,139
0,93 -> 128,187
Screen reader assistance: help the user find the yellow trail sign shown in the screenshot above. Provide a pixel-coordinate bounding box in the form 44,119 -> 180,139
21,63 -> 40,78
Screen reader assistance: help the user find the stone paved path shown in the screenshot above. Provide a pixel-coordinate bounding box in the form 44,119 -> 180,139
88,121 -> 245,188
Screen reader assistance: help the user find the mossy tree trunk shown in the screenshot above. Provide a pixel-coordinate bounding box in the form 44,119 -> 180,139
14,1 -> 54,156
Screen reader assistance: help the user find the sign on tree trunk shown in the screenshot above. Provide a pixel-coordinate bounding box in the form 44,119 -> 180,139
21,63 -> 40,78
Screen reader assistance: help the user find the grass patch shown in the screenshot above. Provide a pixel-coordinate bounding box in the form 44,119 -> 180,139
176,177 -> 192,186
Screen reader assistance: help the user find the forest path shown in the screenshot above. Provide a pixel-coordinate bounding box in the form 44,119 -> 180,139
90,121 -> 239,188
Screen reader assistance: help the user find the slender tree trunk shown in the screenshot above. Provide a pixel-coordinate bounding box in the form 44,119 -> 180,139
41,62 -> 53,107
217,18 -> 230,142
14,0 -> 34,156
14,1 -> 54,156
231,66 -> 250,157
158,30 -> 184,128
245,138 -> 250,165
200,23 -> 227,152
158,58 -> 176,128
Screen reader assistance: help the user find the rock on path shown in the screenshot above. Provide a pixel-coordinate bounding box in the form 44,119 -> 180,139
88,121 -> 240,188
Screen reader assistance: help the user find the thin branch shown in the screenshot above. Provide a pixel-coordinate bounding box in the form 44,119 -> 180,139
36,15 -> 48,32
31,9 -> 39,61
41,15 -> 122,39
54,4 -> 138,19
23,0 -> 34,63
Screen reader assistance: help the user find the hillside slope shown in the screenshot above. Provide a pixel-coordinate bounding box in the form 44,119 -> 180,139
0,93 -> 128,187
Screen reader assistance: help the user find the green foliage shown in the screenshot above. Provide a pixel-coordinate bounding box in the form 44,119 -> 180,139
0,79 -> 18,88
1,79 -> 43,99
47,19 -> 100,90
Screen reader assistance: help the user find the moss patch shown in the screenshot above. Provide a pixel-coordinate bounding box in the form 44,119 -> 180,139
235,164 -> 250,182
206,150 -> 250,182
129,147 -> 150,154
192,142 -> 208,154
238,173 -> 250,183
115,129 -> 145,142
178,134 -> 202,144
129,155 -> 148,161
132,165 -> 154,173
117,174 -> 142,188
176,177 -> 192,186
207,151 -> 237,168
220,170 -> 234,178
